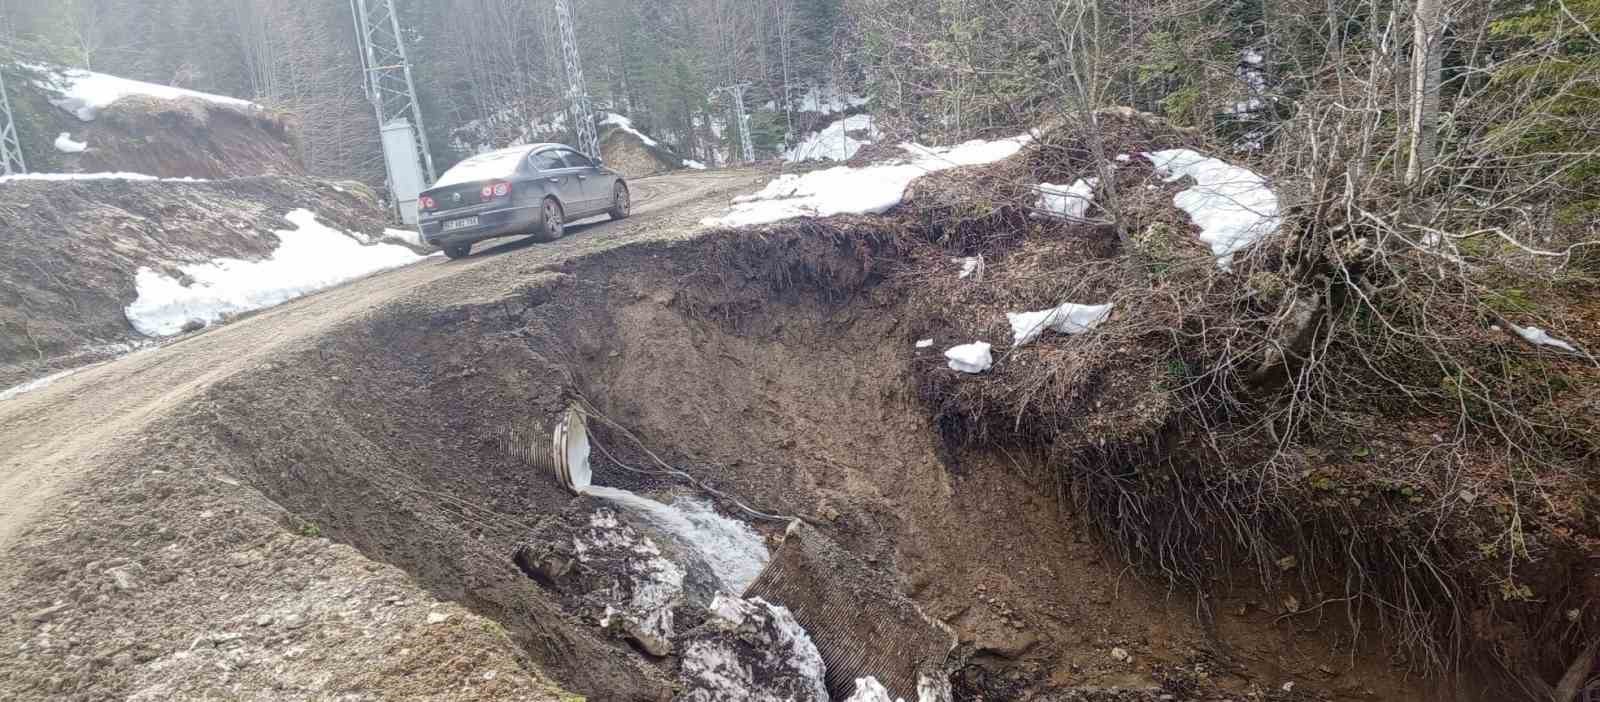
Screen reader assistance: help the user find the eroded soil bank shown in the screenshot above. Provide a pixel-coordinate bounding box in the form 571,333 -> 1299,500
33,222 -> 1459,700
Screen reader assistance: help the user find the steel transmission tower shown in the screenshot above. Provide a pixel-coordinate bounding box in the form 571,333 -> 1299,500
554,0 -> 601,164
351,0 -> 435,200
0,65 -> 26,176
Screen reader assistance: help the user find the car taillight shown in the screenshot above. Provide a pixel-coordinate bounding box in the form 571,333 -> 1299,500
481,181 -> 512,201
419,195 -> 436,210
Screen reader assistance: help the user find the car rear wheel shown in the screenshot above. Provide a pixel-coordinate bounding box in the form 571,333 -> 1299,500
443,244 -> 471,260
540,198 -> 566,241
608,182 -> 631,220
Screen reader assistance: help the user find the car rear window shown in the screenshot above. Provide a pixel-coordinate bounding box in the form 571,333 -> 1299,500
433,149 -> 525,187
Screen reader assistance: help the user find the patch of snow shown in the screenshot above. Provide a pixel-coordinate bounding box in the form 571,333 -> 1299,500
680,594 -> 828,702
1515,325 -> 1577,352
54,132 -> 88,154
945,342 -> 993,374
124,209 -> 426,337
683,159 -> 708,170
580,486 -> 769,593
0,368 -> 83,402
384,227 -> 428,249
1143,149 -> 1281,270
786,114 -> 881,163
0,172 -> 206,184
35,65 -> 259,121
843,675 -> 947,702
704,132 -> 1033,228
956,256 -> 981,279
601,112 -> 664,149
1007,302 -> 1114,347
1035,178 -> 1097,220
1243,49 -> 1265,65
845,677 -> 902,702
792,85 -> 869,116
915,339 -> 934,349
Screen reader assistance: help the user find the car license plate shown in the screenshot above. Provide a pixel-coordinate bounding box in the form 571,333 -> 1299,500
442,216 -> 479,232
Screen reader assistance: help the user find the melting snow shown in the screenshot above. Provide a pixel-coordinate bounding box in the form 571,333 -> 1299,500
1007,303 -> 1114,347
956,256 -> 982,279
1515,325 -> 1578,352
36,65 -> 259,121
0,172 -> 205,184
1035,178 -> 1097,220
0,368 -> 82,402
600,112 -> 665,149
384,227 -> 427,249
915,339 -> 934,349
683,159 -> 708,170
945,342 -> 993,374
1143,149 -> 1281,270
792,85 -> 869,116
124,209 -> 426,337
704,132 -> 1033,228
680,594 -> 829,702
786,114 -> 881,163
54,132 -> 88,154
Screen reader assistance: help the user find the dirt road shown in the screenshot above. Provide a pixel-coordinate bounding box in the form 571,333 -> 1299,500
0,168 -> 758,556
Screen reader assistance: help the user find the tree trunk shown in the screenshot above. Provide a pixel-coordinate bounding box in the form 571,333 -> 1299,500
1405,0 -> 1442,186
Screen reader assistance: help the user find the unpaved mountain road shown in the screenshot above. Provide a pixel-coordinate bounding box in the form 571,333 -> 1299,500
0,167 -> 760,556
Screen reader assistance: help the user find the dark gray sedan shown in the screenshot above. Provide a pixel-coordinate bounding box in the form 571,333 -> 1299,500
416,143 -> 630,259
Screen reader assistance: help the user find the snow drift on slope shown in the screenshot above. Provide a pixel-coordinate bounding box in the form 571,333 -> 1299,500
786,114 -> 881,163
37,65 -> 260,121
1143,149 -> 1280,270
704,133 -> 1033,228
0,172 -> 205,184
54,132 -> 88,154
124,209 -> 425,336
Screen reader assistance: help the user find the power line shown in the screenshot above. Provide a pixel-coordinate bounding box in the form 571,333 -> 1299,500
554,0 -> 601,164
0,65 -> 25,175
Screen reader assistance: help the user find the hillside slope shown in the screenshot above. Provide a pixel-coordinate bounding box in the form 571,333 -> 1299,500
0,176 -> 420,389
4,63 -> 302,180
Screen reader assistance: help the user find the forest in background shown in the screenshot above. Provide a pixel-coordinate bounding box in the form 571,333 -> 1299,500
0,0 -> 851,183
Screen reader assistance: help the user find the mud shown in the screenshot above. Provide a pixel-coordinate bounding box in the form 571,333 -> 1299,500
76,221 -> 1440,700
0,161 -> 1479,700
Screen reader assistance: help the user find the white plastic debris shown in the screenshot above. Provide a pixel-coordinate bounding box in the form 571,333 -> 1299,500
1143,149 -> 1281,270
1007,303 -> 1114,347
944,342 -> 993,374
1515,325 -> 1577,352
915,339 -> 934,349
1035,178 -> 1096,220
54,132 -> 88,154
